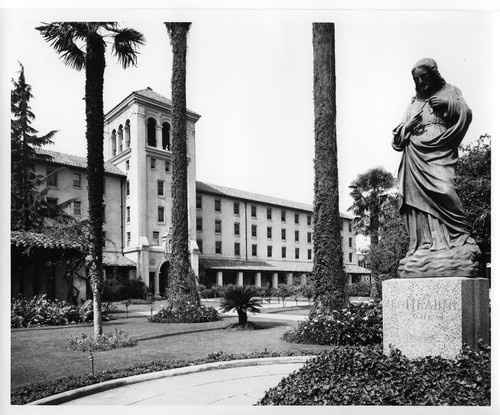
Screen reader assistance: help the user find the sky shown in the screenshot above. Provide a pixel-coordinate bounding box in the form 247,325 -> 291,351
2,6 -> 496,216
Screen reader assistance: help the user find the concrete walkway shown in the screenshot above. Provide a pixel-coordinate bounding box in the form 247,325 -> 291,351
30,356 -> 312,406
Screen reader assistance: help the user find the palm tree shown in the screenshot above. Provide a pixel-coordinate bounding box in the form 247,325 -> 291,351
36,22 -> 144,338
311,23 -> 346,315
348,167 -> 395,299
220,285 -> 262,326
164,22 -> 200,309
348,167 -> 395,246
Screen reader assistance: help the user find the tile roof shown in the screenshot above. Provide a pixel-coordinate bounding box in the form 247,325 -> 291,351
34,148 -> 125,177
103,252 -> 136,267
11,231 -> 87,251
196,181 -> 354,219
132,88 -> 201,118
199,257 -> 370,274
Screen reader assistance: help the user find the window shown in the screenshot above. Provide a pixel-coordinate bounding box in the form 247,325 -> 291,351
348,221 -> 352,232
308,249 -> 312,260
215,199 -> 221,212
150,158 -> 156,169
267,208 -> 272,220
307,232 -> 312,243
281,209 -> 286,222
295,248 -> 300,259
349,252 -> 353,263
196,195 -> 202,209
234,222 -> 240,236
234,202 -> 240,215
252,244 -> 257,256
196,217 -> 203,232
197,239 -> 203,254
267,246 -> 273,258
126,232 -> 131,247
215,241 -> 222,254
295,213 -> 299,224
126,206 -> 130,223
234,243 -> 241,256
251,225 -> 257,237
126,160 -> 130,170
267,227 -> 272,239
307,214 -> 312,226
165,161 -> 170,172
282,247 -> 286,258
46,168 -> 57,187
158,206 -> 165,222
215,220 -> 222,233
349,237 -> 353,248
281,229 -> 286,240
153,231 -> 160,245
126,180 -> 130,196
157,180 -> 164,196
73,173 -> 81,188
147,118 -> 157,147
251,205 -> 257,218
295,230 -> 300,242
73,201 -> 81,216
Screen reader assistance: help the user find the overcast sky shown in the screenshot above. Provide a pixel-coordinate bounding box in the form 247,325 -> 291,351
2,6 -> 495,215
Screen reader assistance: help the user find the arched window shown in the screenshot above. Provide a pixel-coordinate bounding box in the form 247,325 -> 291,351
117,124 -> 123,153
125,120 -> 131,148
162,122 -> 171,150
111,129 -> 117,156
147,118 -> 157,147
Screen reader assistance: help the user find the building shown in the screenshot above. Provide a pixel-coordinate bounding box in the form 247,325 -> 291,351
12,87 -> 370,300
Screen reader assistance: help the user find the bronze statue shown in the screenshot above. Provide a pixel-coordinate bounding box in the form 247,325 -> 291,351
392,58 -> 481,278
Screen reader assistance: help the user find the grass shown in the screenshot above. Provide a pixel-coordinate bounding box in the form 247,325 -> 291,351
11,300 -> 326,389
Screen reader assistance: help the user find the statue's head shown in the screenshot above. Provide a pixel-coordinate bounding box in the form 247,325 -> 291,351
411,58 -> 446,99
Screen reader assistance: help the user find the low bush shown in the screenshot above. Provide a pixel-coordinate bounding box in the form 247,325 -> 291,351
11,349 -> 314,405
257,342 -> 491,405
79,300 -> 116,323
283,301 -> 382,346
102,275 -> 146,301
347,281 -> 372,297
148,302 -> 220,323
66,328 -> 137,352
11,295 -> 81,328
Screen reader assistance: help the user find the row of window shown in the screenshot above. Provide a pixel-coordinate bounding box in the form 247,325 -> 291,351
196,196 -> 313,225
123,158 -> 171,173
126,206 -> 166,223
125,179 -> 168,198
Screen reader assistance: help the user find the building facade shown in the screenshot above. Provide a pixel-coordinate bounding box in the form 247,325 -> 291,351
16,88 -> 370,300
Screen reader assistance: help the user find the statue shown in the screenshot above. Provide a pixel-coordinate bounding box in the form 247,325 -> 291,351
392,58 -> 481,278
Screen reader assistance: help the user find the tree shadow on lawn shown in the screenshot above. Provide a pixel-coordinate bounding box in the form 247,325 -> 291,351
135,319 -> 289,343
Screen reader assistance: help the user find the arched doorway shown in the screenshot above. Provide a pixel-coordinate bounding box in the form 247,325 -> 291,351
159,261 -> 170,296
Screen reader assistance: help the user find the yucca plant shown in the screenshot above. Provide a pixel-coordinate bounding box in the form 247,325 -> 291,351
220,285 -> 262,326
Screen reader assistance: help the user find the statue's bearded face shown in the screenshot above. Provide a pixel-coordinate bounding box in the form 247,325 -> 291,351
412,67 -> 435,98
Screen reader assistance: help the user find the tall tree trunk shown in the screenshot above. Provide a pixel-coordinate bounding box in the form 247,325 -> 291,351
311,23 -> 346,315
85,35 -> 106,338
165,22 -> 200,309
370,199 -> 381,299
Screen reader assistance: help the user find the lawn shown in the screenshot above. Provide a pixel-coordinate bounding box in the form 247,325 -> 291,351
11,300 -> 326,389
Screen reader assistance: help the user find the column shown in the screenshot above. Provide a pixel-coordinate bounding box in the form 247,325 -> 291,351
154,272 -> 160,295
255,272 -> 262,287
237,272 -> 243,286
272,272 -> 278,288
156,125 -> 162,149
301,273 -> 307,285
217,271 -> 223,286
286,272 -> 293,285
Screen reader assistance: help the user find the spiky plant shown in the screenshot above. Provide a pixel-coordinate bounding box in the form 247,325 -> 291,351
220,285 -> 262,326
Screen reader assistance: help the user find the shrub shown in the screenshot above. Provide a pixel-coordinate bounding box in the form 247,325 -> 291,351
258,342 -> 491,406
79,300 -> 116,323
66,328 -> 137,352
347,281 -> 372,297
283,301 -> 382,346
148,302 -> 220,323
102,275 -> 146,301
11,295 -> 82,328
220,285 -> 262,325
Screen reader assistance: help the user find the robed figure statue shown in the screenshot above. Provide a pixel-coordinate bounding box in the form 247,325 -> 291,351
392,58 -> 481,278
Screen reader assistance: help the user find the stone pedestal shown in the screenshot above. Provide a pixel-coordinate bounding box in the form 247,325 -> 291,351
382,277 -> 489,359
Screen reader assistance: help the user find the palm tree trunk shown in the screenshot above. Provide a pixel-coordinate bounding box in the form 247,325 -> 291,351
85,34 -> 106,339
166,22 -> 200,309
311,23 -> 346,315
237,310 -> 248,326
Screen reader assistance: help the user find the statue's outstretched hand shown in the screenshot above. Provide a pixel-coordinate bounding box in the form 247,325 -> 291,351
428,96 -> 448,109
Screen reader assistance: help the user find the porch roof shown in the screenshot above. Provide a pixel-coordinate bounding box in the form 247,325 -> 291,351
103,253 -> 136,267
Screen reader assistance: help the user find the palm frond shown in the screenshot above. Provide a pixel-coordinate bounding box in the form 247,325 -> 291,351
110,28 -> 145,69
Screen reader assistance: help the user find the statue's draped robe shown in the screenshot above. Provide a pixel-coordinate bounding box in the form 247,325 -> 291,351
392,84 -> 472,256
